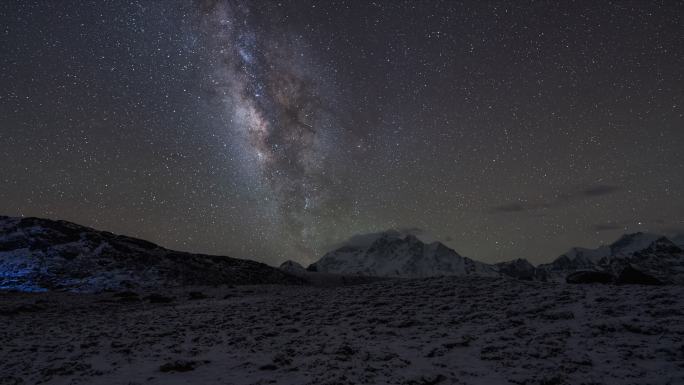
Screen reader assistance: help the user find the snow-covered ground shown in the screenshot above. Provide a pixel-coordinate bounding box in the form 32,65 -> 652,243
2,277 -> 683,385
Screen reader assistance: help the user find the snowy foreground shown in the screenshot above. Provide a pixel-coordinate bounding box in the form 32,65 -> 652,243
2,277 -> 683,385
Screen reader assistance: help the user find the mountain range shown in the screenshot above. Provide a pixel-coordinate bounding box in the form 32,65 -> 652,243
538,232 -> 684,284
305,230 -> 684,284
2,214 -> 683,293
0,215 -> 301,292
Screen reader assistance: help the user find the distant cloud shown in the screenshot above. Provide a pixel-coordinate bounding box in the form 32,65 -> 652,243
491,183 -> 623,214
582,185 -> 622,197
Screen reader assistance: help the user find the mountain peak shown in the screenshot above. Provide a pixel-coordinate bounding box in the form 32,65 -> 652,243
610,232 -> 662,255
495,258 -> 542,281
638,236 -> 682,255
309,230 -> 495,278
279,260 -> 306,274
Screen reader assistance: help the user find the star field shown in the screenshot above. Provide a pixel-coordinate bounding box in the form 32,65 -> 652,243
1,1 -> 682,265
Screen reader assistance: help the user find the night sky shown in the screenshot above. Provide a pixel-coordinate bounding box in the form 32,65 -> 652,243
1,1 -> 682,266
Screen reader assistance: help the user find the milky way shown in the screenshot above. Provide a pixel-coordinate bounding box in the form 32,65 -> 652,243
199,1 -> 336,257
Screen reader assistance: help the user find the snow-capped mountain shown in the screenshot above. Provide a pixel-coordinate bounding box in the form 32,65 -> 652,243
495,258 -> 546,281
609,232 -> 663,256
309,230 -> 684,283
3,214 -> 681,291
308,230 -> 498,278
602,236 -> 684,284
540,232 -> 684,284
538,246 -> 611,279
0,216 -> 301,292
672,234 -> 684,249
279,260 -> 306,274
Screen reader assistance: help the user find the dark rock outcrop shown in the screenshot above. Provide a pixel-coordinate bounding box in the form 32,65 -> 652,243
616,265 -> 663,285
566,270 -> 614,284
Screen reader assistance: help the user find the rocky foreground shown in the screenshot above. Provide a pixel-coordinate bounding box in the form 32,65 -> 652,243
2,277 -> 684,385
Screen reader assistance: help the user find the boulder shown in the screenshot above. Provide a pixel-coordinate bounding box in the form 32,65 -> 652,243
616,265 -> 663,285
566,270 -> 614,284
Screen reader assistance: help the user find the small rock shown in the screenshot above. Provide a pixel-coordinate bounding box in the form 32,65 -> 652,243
407,374 -> 446,385
188,291 -> 209,300
0,304 -> 44,316
145,294 -> 174,304
113,291 -> 139,298
114,291 -> 140,302
159,360 -> 206,373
